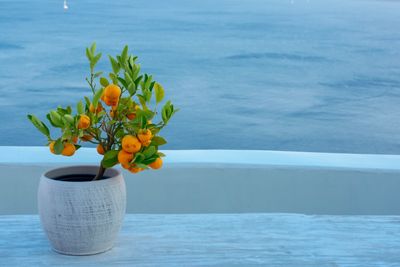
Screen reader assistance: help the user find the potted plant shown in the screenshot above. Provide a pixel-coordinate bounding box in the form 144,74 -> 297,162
27,43 -> 177,255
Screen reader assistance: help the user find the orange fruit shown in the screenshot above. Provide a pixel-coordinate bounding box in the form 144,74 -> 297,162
104,84 -> 121,98
78,115 -> 91,129
149,157 -> 163,169
126,105 -> 139,120
138,129 -> 152,147
118,150 -> 134,165
141,140 -> 152,147
121,162 -> 131,169
126,112 -> 136,120
104,97 -> 119,106
49,141 -> 55,154
121,135 -> 141,153
61,143 -> 76,156
89,102 -> 103,114
103,84 -> 121,106
110,105 -> 118,118
97,144 -> 105,155
138,129 -> 152,144
129,166 -> 143,173
72,136 -> 78,143
80,134 -> 93,141
110,109 -> 115,118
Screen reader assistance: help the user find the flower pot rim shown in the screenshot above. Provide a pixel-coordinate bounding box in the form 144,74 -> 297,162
42,165 -> 121,183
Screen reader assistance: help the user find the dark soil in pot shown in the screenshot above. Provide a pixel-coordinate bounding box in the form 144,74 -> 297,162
53,174 -> 110,182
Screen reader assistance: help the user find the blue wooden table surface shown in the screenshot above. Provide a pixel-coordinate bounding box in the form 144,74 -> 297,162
0,214 -> 399,266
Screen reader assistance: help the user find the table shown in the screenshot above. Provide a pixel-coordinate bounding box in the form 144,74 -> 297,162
0,214 -> 399,266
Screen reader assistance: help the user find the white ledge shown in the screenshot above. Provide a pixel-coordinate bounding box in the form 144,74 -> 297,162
2,146 -> 400,214
1,146 -> 400,170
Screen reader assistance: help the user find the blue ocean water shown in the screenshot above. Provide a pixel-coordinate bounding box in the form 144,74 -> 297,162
0,0 -> 400,153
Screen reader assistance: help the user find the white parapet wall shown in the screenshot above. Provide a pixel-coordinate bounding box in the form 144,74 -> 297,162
1,146 -> 400,215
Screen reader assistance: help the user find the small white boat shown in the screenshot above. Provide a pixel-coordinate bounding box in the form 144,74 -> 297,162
63,0 -> 68,10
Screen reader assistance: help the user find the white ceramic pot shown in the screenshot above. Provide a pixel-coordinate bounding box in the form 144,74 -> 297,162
38,165 -> 126,255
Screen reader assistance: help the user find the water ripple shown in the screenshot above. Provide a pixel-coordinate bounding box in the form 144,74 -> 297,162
225,52 -> 330,62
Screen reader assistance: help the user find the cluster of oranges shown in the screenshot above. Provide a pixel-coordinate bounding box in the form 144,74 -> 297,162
48,83 -> 163,173
49,141 -> 76,156
118,132 -> 163,173
48,112 -> 95,156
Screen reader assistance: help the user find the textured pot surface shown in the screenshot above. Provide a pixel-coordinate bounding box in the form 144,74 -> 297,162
38,165 -> 126,255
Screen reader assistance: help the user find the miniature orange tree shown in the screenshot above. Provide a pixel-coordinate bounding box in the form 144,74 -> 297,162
28,43 -> 177,180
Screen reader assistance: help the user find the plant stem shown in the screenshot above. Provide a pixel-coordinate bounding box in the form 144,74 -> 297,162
93,163 -> 106,181
93,122 -> 116,181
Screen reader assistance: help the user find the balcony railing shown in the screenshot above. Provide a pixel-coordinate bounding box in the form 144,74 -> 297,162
1,146 -> 400,215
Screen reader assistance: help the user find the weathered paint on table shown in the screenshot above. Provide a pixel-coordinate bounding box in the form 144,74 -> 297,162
0,214 -> 399,266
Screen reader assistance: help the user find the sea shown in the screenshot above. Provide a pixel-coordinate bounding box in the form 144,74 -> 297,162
0,0 -> 400,153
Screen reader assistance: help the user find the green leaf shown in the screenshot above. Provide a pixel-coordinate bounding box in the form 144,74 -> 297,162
152,136 -> 167,146
125,66 -> 133,79
154,83 -> 165,103
134,75 -> 143,86
161,101 -> 171,123
171,107 -> 179,117
54,139 -> 64,155
137,114 -> 147,129
121,45 -> 128,62
77,101 -> 84,114
118,77 -> 128,89
145,75 -> 153,89
46,114 -> 58,127
137,95 -> 147,109
124,71 -> 133,84
127,83 -> 136,96
135,163 -> 149,169
49,111 -> 63,127
109,73 -> 118,84
143,146 -> 156,158
151,127 -> 161,135
90,42 -> 97,55
149,80 -> 155,89
133,65 -> 141,80
92,53 -> 101,66
61,130 -> 71,141
63,114 -> 74,125
85,48 -> 92,61
115,128 -> 125,139
100,77 -> 109,87
144,89 -> 152,103
142,156 -> 159,165
93,88 -> 104,109
102,150 -> 119,168
136,109 -> 154,120
56,107 -> 69,116
109,56 -> 120,74
27,114 -> 50,138
161,101 -> 178,124
84,96 -> 91,107
129,56 -> 135,70
132,152 -> 145,163
116,55 -> 124,67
